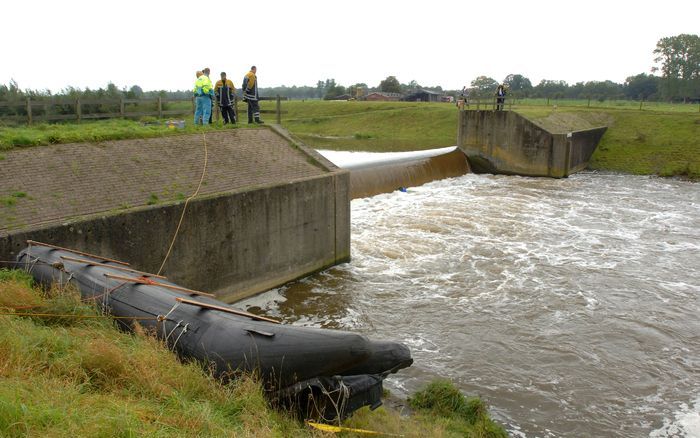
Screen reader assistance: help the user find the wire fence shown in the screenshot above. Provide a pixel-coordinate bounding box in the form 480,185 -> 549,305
0,96 -> 289,125
456,96 -> 700,113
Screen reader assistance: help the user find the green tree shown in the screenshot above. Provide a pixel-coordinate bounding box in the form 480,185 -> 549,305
624,73 -> 659,100
470,76 -> 498,97
653,34 -> 700,101
379,76 -> 401,93
324,84 -> 347,100
533,79 -> 569,99
503,74 -> 532,98
347,83 -> 368,99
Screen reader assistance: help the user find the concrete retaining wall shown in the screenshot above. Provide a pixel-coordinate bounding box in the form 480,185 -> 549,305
457,110 -> 606,178
0,128 -> 350,303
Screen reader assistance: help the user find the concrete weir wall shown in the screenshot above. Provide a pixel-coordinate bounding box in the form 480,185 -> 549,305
0,128 -> 350,302
457,110 -> 606,178
349,148 -> 470,199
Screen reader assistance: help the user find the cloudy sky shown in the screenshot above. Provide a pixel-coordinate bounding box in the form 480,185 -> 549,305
1,0 -> 698,93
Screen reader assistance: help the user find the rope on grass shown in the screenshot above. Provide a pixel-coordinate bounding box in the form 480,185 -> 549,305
0,311 -> 159,320
156,132 -> 208,276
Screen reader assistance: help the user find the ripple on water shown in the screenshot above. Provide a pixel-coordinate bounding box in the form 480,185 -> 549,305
239,172 -> 700,437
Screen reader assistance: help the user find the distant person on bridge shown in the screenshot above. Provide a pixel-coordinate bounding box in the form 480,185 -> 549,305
215,72 -> 237,124
193,70 -> 214,125
242,66 -> 264,124
495,84 -> 507,111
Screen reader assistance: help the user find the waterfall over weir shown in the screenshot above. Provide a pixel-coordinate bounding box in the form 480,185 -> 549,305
318,147 -> 470,199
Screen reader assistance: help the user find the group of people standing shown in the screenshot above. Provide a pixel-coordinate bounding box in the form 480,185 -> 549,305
192,66 -> 264,125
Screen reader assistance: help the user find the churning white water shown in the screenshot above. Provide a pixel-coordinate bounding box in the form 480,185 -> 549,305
240,171 -> 700,437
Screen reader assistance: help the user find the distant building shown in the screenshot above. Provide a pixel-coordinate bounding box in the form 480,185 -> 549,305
402,89 -> 442,102
364,92 -> 402,101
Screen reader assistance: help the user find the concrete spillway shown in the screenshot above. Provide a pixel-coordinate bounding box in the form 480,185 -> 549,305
318,147 -> 470,199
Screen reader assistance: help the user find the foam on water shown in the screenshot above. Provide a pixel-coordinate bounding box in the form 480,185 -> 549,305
239,171 -> 700,437
650,396 -> 700,438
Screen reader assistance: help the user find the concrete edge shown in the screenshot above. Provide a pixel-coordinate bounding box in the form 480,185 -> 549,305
265,124 -> 342,172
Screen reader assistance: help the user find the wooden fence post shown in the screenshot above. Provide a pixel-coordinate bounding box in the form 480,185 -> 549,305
76,98 -> 81,122
26,97 -> 32,125
157,96 -> 163,119
276,95 -> 281,124
120,98 -> 124,117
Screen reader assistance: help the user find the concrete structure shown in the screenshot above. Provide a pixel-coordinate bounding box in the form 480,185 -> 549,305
347,148 -> 469,199
0,127 -> 349,302
457,110 -> 607,178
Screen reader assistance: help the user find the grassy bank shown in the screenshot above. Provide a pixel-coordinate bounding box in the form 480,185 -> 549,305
0,269 -> 506,437
1,100 -> 697,179
0,118 -> 251,151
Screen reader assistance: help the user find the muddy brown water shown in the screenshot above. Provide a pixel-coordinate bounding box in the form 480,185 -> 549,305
239,165 -> 700,437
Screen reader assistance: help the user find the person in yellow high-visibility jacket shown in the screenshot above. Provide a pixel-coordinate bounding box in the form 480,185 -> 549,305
242,66 -> 263,124
193,69 -> 214,125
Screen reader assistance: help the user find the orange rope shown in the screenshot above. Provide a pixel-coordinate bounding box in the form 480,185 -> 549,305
156,132 -> 208,276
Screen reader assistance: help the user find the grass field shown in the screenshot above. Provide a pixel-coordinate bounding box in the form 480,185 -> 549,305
0,270 -> 506,437
1,100 -> 698,179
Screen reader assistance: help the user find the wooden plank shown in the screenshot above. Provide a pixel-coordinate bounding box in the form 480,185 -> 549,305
27,240 -> 130,265
175,297 -> 280,324
60,255 -> 167,279
104,273 -> 215,297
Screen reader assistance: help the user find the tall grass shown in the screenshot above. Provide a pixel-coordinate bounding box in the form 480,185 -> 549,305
0,271 -> 507,437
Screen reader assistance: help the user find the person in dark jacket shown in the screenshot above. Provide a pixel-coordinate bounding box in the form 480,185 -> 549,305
215,72 -> 237,124
495,84 -> 507,111
242,66 -> 264,124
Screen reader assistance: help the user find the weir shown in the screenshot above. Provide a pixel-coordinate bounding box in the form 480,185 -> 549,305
321,147 -> 470,199
457,110 -> 607,177
1,110 -> 606,303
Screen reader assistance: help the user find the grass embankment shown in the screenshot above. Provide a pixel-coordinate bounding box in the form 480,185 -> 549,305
1,100 -> 697,178
0,269 -> 506,437
278,101 -> 699,179
0,118 -> 252,151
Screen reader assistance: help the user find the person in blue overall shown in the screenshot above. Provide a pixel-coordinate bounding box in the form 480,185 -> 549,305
193,70 -> 214,125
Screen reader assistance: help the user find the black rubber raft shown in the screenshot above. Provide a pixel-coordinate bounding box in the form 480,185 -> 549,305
17,244 -> 413,420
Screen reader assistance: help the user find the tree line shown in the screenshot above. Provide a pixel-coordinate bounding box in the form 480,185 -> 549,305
1,34 -> 698,111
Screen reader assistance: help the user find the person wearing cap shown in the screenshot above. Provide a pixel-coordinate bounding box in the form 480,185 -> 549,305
242,66 -> 264,124
215,72 -> 237,124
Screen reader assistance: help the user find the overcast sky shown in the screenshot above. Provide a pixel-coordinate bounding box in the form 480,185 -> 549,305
2,0 -> 698,93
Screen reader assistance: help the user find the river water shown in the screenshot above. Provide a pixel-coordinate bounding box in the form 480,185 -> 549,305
240,167 -> 700,437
